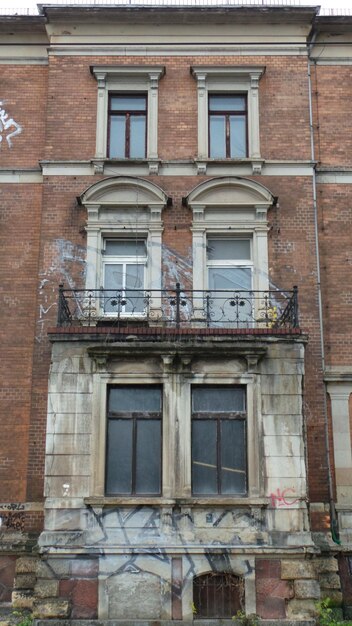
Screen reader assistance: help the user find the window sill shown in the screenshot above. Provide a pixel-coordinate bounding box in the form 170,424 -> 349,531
92,157 -> 160,175
194,158 -> 264,175
84,496 -> 269,507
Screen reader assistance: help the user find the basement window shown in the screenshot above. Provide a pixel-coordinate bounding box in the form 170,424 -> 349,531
193,573 -> 244,618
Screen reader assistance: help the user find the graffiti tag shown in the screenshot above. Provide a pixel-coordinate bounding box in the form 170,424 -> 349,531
269,488 -> 300,508
0,102 -> 22,148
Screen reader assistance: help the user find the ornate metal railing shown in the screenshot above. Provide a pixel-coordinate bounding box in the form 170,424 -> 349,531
57,283 -> 298,330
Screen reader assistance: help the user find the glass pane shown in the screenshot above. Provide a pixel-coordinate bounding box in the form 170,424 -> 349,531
209,116 -> 226,158
109,116 -> 125,158
192,420 -> 217,494
208,239 -> 251,261
125,264 -> 144,313
110,95 -> 146,111
209,267 -> 252,291
136,420 -> 161,494
106,419 -> 133,494
105,240 -> 146,257
104,264 -> 123,290
209,95 -> 246,112
230,115 -> 247,158
130,116 -> 146,158
109,386 -> 161,413
192,386 -> 245,413
221,420 -> 246,494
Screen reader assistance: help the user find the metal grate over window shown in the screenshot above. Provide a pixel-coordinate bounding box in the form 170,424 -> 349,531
193,573 -> 244,618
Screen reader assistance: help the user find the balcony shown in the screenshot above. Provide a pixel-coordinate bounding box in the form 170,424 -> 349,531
57,284 -> 298,330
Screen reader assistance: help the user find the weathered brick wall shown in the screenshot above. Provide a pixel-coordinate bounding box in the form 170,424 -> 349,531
0,65 -> 47,168
312,65 -> 352,167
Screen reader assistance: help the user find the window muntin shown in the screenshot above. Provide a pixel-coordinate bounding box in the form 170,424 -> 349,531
209,95 -> 247,159
106,386 -> 162,495
191,386 -> 247,495
108,94 -> 147,159
103,238 -> 147,314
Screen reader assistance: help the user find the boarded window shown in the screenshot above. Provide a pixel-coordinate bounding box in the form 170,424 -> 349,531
193,573 -> 244,618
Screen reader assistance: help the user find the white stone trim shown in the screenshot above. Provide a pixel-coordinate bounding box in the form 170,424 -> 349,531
0,169 -> 43,183
187,177 -> 273,293
326,381 -> 352,506
80,177 -> 167,306
191,66 -> 265,167
49,45 -> 308,57
90,65 -> 165,165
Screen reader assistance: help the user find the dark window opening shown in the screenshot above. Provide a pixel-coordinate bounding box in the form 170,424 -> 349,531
193,573 -> 244,618
209,94 -> 247,159
105,385 -> 162,495
108,94 -> 147,159
191,386 -> 247,495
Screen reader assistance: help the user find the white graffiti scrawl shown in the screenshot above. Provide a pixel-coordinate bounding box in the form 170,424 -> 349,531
0,101 -> 22,148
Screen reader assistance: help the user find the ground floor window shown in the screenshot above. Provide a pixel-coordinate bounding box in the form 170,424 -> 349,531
105,385 -> 162,495
193,573 -> 244,617
191,386 -> 247,495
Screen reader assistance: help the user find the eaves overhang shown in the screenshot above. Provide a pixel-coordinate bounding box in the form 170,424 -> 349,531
37,4 -> 319,26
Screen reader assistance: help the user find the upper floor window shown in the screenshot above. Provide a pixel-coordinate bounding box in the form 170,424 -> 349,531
103,239 -> 147,315
106,385 -> 162,496
191,66 -> 265,174
207,238 -> 252,292
91,65 -> 165,173
209,95 -> 247,159
192,386 -> 247,495
108,94 -> 147,159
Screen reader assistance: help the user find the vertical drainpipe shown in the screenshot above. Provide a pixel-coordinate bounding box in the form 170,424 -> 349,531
307,28 -> 340,544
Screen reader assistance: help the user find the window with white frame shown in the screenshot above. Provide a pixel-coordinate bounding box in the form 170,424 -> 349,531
206,238 -> 253,324
191,66 -> 265,173
187,177 -> 273,298
91,65 -> 165,168
80,176 -> 167,320
103,238 -> 147,315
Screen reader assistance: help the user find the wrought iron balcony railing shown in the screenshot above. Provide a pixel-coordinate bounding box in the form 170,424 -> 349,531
57,283 -> 298,330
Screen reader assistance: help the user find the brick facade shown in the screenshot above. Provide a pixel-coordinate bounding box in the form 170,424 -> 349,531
0,4 -> 352,621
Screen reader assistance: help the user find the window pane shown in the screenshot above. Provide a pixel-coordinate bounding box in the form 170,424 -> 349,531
209,267 -> 252,291
109,116 -> 125,158
207,239 -> 251,261
192,386 -> 245,413
106,419 -> 133,494
136,420 -> 161,494
110,95 -> 146,111
125,264 -> 144,313
109,386 -> 161,413
209,95 -> 246,112
221,420 -> 246,494
105,240 -> 146,256
130,116 -> 146,158
209,116 -> 226,158
230,115 -> 247,158
192,420 -> 217,494
104,264 -> 123,290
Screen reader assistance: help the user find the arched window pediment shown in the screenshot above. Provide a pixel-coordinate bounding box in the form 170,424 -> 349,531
80,176 -> 168,211
186,176 -> 274,212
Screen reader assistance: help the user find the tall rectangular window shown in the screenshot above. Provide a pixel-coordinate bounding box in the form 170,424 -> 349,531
192,386 -> 247,495
103,239 -> 147,314
207,238 -> 252,325
108,94 -> 147,159
209,95 -> 247,159
106,386 -> 162,495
